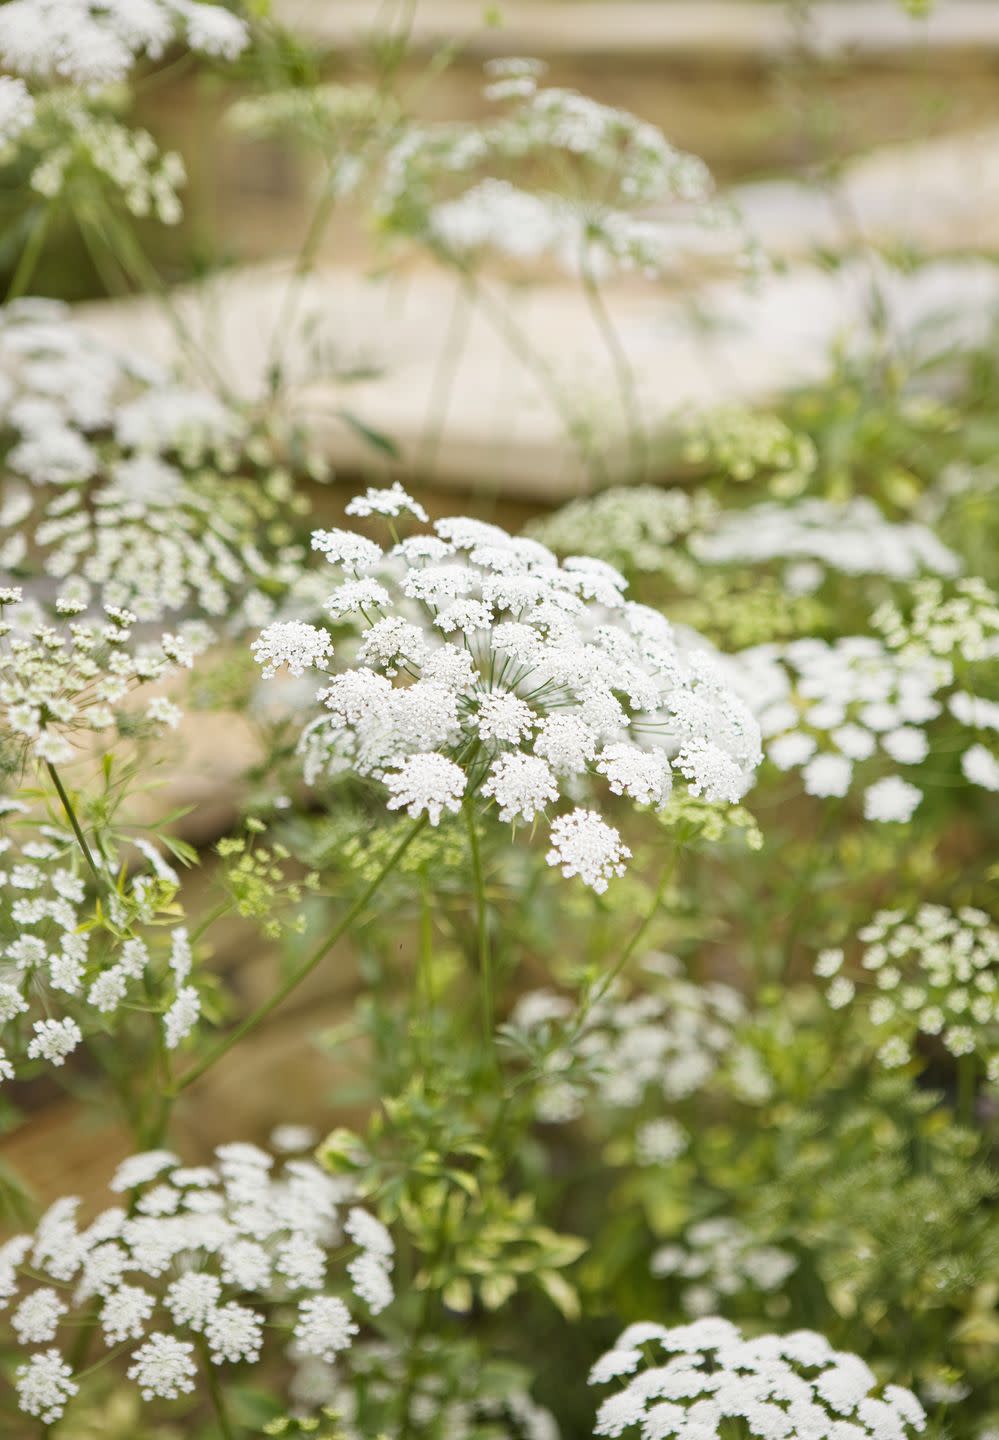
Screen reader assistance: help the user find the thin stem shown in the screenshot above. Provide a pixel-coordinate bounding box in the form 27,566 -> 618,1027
171,818 -> 427,1094
6,205 -> 52,304
957,1053 -> 977,1127
90,193 -> 234,402
460,268 -> 610,489
415,277 -> 472,477
45,763 -> 105,889
416,870 -> 435,1067
265,177 -> 339,397
583,842 -> 681,1024
200,1340 -> 237,1440
580,250 -> 648,482
465,801 -> 494,1061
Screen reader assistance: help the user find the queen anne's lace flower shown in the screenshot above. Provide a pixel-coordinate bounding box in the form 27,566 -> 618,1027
862,776 -> 921,823
252,621 -> 333,679
817,905 -> 999,1079
0,1143 -> 394,1424
380,68 -> 720,280
511,954 -> 748,1124
0,74 -> 35,144
726,636 -> 958,815
691,497 -> 958,585
545,810 -> 630,893
0,0 -> 248,88
528,485 -> 718,580
0,805 -> 202,1084
269,490 -> 760,890
589,1318 -> 926,1440
874,577 -> 999,664
651,1219 -> 797,1318
0,303 -> 303,630
384,752 -> 467,826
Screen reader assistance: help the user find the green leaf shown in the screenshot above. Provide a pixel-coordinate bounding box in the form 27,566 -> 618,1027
536,1269 -> 580,1320
335,408 -> 400,460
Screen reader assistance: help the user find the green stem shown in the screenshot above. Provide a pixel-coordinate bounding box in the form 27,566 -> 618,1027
200,1340 -> 237,1440
459,267 -> 610,489
45,763 -> 105,889
580,251 -> 648,482
6,205 -> 52,304
415,277 -> 472,477
464,802 -> 494,1062
171,818 -> 427,1094
582,842 -> 681,1024
265,176 -> 339,398
957,1052 -> 977,1127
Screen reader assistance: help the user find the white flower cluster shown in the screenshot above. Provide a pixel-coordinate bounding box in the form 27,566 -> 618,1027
509,955 -> 748,1123
297,1334 -> 561,1440
255,488 -> 761,892
682,407 -> 816,491
527,486 -> 719,582
728,637 -> 952,820
691,497 -> 959,592
873,577 -> 999,664
378,62 -> 721,279
1,1142 -> 393,1426
651,1219 -> 797,1318
0,806 -> 199,1083
28,98 -> 187,223
816,904 -> 999,1079
589,1318 -> 926,1440
0,0 -> 248,90
875,579 -> 999,794
0,300 -> 301,626
0,74 -> 35,147
0,588 -> 202,768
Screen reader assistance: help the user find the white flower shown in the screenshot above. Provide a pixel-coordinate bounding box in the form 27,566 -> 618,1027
882,726 -> 929,764
0,0 -> 247,87
475,691 -> 537,744
384,752 -> 466,825
343,1207 -> 394,1260
802,752 -> 853,798
864,777 -> 921,823
15,1349 -> 77,1424
204,1302 -> 264,1365
347,1252 -> 394,1314
769,731 -> 817,770
0,75 -> 34,145
482,751 -> 559,823
590,1319 -> 925,1440
272,493 -> 760,888
692,496 -> 958,582
293,1295 -> 358,1362
546,809 -> 630,893
11,1286 -> 66,1343
127,1332 -> 197,1401
635,1118 -> 689,1166
110,1151 -> 179,1193
345,482 -> 428,522
963,743 -> 999,792
596,743 -> 672,808
26,1017 -> 81,1066
675,740 -> 746,803
311,529 -> 383,571
100,1285 -> 155,1345
163,986 -> 201,1049
164,1272 -> 222,1331
252,621 -> 332,679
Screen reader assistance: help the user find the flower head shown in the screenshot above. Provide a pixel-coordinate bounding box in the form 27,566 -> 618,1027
270,490 -> 760,890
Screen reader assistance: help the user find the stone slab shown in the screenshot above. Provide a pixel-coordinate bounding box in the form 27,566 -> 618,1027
79,253 -> 999,498
277,0 -> 999,63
